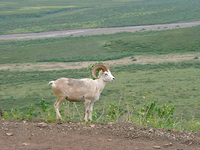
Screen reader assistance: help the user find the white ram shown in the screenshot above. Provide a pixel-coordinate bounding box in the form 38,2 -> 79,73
49,64 -> 115,121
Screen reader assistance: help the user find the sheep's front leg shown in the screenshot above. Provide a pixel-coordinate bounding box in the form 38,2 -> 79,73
89,101 -> 94,121
84,100 -> 90,122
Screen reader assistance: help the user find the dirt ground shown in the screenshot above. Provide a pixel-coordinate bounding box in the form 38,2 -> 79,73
1,53 -> 200,71
0,119 -> 200,150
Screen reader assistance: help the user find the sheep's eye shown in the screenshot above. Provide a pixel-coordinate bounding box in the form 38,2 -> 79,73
105,73 -> 108,76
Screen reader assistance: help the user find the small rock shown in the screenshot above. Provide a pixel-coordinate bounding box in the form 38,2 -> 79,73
89,124 -> 95,128
6,133 -> 13,136
37,122 -> 48,128
129,127 -> 135,131
107,139 -> 112,142
132,136 -> 139,139
22,143 -> 31,146
149,128 -> 156,133
153,146 -> 161,149
163,142 -> 173,147
188,142 -> 193,145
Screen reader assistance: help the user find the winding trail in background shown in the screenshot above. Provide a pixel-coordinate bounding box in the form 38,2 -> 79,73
0,20 -> 200,40
1,53 -> 200,71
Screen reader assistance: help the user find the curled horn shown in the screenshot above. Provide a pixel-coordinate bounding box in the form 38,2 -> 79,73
92,64 -> 108,79
104,64 -> 111,71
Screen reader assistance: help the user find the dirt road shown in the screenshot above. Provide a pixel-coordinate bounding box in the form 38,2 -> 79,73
1,53 -> 200,71
0,21 -> 200,40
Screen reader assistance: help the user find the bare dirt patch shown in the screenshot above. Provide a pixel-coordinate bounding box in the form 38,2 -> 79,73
134,53 -> 200,64
1,53 -> 199,71
1,119 -> 200,150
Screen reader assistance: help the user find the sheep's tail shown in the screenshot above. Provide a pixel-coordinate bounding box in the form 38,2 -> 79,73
48,81 -> 55,85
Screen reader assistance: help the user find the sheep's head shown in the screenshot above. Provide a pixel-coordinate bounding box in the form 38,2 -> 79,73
91,64 -> 115,82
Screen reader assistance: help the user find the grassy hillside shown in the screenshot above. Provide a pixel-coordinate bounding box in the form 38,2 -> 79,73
0,0 -> 200,34
1,24 -> 200,130
1,0 -> 200,131
0,25 -> 200,64
0,61 -> 200,123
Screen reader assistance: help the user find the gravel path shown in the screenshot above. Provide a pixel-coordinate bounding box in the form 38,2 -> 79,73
0,21 -> 200,40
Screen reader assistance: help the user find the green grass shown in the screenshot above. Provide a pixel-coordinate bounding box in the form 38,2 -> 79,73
111,62 -> 200,121
0,61 -> 200,122
0,0 -> 200,34
1,0 -> 200,131
0,26 -> 200,123
0,25 -> 200,64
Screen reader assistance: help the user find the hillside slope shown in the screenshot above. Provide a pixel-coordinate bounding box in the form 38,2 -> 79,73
1,120 -> 200,150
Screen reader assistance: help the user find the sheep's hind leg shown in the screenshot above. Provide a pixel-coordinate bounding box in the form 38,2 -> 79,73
54,97 -> 65,120
84,100 -> 90,122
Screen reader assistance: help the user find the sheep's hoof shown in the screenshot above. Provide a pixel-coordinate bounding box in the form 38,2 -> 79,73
56,117 -> 62,120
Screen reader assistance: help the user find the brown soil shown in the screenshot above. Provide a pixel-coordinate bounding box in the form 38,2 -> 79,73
1,119 -> 200,150
1,53 -> 200,71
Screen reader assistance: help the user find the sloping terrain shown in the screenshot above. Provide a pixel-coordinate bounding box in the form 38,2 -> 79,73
0,119 -> 200,150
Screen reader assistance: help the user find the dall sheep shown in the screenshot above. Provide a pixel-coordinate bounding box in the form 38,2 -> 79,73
49,64 -> 115,121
